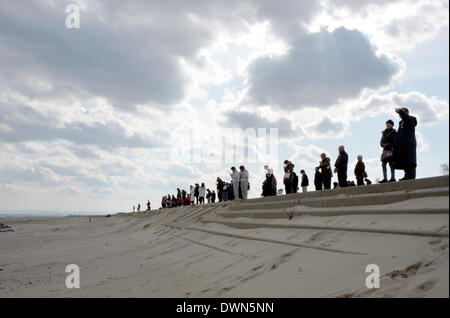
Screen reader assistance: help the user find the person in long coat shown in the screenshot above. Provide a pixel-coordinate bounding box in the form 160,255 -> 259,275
216,178 -> 224,202
283,160 -> 295,194
380,119 -> 397,183
334,146 -> 348,188
394,108 -> 417,180
319,154 -> 332,190
354,155 -> 366,186
314,167 -> 323,191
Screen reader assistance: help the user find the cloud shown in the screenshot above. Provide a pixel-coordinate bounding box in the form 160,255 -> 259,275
0,102 -> 163,149
246,27 -> 402,109
313,0 -> 449,53
416,131 -> 430,152
307,116 -> 348,138
354,91 -> 449,125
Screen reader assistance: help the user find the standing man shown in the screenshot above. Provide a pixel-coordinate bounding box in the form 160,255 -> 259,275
230,167 -> 240,201
334,146 -> 348,188
239,166 -> 249,200
319,153 -> 332,190
314,167 -> 323,191
394,107 -> 417,180
190,185 -> 195,205
283,160 -> 295,194
216,178 -> 224,202
300,170 -> 309,192
354,155 -> 366,186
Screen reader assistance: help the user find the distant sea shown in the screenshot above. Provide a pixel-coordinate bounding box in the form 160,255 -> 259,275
0,210 -> 112,217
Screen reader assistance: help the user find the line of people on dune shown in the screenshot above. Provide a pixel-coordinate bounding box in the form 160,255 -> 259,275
265,107 -> 417,195
138,107 -> 417,210
161,166 -> 250,208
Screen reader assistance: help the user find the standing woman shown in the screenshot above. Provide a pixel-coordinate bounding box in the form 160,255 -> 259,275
380,119 -> 397,183
394,108 -> 417,180
199,183 -> 206,204
194,184 -> 200,204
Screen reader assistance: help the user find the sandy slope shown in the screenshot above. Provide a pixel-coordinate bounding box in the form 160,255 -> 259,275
0,195 -> 448,298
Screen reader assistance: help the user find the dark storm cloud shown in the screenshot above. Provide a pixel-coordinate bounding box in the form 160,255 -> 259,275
247,27 -> 402,109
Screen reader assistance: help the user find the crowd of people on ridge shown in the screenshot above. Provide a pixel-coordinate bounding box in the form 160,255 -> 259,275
131,108 -> 417,211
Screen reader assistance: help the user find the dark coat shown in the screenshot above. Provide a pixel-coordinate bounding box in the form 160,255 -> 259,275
284,162 -> 295,183
334,151 -> 348,171
262,175 -> 277,196
380,128 -> 397,163
354,161 -> 365,179
314,171 -> 323,188
292,172 -> 299,190
301,174 -> 309,187
319,157 -> 332,179
394,110 -> 417,170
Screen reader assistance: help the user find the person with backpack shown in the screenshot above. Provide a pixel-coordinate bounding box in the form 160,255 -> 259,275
354,155 -> 366,186
314,167 -> 323,191
300,170 -> 309,192
283,160 -> 295,194
319,153 -> 332,190
380,119 -> 398,183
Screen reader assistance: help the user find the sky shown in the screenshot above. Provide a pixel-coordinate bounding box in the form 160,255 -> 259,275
0,0 -> 448,213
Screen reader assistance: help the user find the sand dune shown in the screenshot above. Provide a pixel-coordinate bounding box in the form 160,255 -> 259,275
0,176 -> 448,297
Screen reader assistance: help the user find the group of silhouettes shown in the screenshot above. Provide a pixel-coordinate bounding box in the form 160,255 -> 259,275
131,107 -> 417,211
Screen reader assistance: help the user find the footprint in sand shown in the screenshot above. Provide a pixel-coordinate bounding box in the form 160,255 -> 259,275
416,280 -> 437,292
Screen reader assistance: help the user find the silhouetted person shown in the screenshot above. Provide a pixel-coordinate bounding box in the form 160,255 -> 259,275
292,172 -> 299,193
314,167 -> 323,191
354,155 -> 366,186
262,170 -> 277,197
334,145 -> 348,188
380,119 -> 397,183
319,153 -> 332,190
300,170 -> 309,192
283,160 -> 295,194
194,184 -> 200,204
394,108 -> 417,180
216,177 -> 224,202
